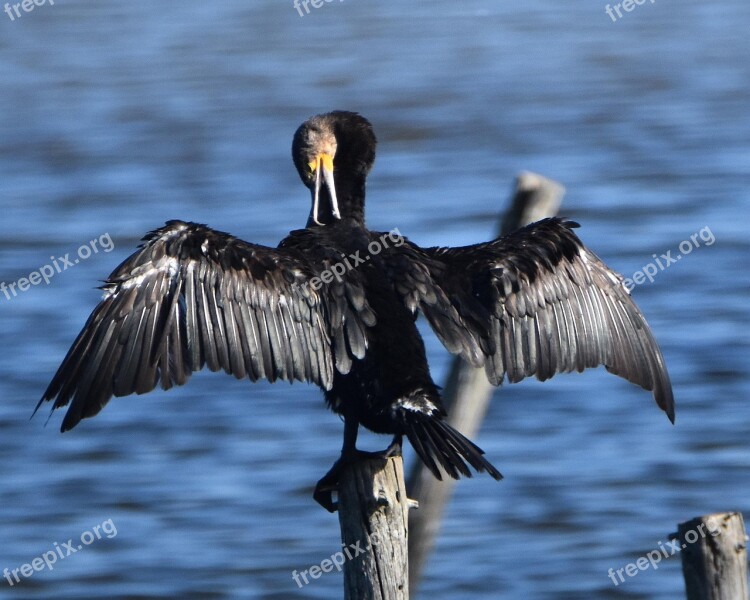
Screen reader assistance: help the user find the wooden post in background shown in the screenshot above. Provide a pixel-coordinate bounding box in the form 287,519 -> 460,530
337,456 -> 415,600
676,512 -> 749,600
407,171 -> 565,590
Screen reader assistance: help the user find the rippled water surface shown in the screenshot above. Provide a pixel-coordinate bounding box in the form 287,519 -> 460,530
1,1 -> 748,598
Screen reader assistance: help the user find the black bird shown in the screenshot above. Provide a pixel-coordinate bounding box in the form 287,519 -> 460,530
36,111 -> 674,511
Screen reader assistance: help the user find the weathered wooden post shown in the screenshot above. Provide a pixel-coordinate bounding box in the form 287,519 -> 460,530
407,171 -> 565,589
337,456 -> 416,600
676,512 -> 749,600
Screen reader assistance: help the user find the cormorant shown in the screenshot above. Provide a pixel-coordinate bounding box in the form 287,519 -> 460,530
36,111 -> 674,511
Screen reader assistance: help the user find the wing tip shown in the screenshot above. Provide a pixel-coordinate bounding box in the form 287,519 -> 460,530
663,397 -> 676,424
655,384 -> 675,424
60,411 -> 79,432
30,396 -> 45,420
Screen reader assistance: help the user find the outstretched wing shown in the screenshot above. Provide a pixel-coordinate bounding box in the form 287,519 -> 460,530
394,218 -> 674,421
37,220 -> 375,431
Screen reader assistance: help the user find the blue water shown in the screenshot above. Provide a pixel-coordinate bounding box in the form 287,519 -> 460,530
1,1 -> 748,598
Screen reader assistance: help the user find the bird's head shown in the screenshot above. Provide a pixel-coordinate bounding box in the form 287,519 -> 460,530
292,111 -> 376,226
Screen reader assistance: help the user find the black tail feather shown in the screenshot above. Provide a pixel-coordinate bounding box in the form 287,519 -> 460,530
405,420 -> 443,478
422,420 -> 471,478
404,414 -> 503,481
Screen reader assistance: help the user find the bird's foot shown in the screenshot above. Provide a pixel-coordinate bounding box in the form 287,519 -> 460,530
313,456 -> 346,513
356,435 -> 403,460
313,436 -> 403,512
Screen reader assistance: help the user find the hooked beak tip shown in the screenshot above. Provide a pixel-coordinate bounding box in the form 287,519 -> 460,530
321,161 -> 340,221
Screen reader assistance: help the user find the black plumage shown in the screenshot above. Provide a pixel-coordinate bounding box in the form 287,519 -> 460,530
37,111 -> 673,510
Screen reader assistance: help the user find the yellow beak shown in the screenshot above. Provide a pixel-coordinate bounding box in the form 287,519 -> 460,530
308,153 -> 340,225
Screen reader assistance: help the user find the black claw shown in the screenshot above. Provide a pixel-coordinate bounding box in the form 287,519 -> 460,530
383,434 -> 403,458
313,482 -> 338,513
313,456 -> 345,512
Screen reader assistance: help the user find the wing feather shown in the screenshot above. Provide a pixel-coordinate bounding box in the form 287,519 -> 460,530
37,220 -> 374,431
398,218 -> 674,421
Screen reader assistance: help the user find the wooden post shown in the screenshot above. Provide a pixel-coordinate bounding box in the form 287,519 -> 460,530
337,455 -> 415,600
676,512 -> 749,600
407,172 -> 565,589
498,171 -> 565,236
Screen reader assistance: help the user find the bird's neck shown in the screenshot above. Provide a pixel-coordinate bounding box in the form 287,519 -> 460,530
337,176 -> 366,223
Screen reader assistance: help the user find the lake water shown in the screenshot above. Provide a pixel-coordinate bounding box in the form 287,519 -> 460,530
0,1 -> 748,598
